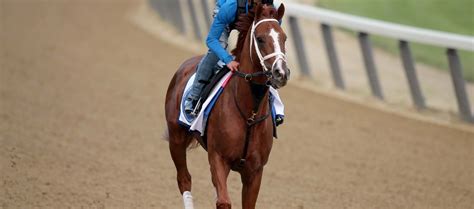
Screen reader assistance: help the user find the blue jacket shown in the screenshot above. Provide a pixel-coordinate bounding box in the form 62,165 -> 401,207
207,0 -> 238,64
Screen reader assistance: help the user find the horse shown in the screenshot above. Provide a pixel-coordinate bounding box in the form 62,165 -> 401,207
164,4 -> 289,209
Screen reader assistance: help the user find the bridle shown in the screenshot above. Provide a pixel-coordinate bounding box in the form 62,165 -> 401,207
233,17 -> 287,85
249,18 -> 287,73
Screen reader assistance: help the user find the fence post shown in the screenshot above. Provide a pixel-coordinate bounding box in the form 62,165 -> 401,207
149,0 -> 162,19
186,0 -> 202,40
399,40 -> 426,109
149,0 -> 185,34
173,0 -> 186,34
163,1 -> 173,22
447,49 -> 473,122
155,0 -> 164,19
201,0 -> 212,30
288,16 -> 311,77
358,32 -> 384,100
321,24 -> 345,89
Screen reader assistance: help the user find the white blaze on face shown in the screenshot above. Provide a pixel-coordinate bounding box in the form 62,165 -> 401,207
269,28 -> 285,76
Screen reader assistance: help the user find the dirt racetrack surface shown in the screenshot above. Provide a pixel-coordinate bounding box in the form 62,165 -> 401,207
1,1 -> 473,208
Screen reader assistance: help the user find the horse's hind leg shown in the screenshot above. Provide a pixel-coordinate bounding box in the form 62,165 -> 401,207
168,126 -> 194,208
241,168 -> 264,209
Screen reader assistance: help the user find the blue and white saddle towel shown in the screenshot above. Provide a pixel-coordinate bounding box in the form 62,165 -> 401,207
179,72 -> 285,136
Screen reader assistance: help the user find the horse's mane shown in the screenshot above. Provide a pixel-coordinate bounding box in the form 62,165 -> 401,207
231,6 -> 278,61
230,12 -> 255,61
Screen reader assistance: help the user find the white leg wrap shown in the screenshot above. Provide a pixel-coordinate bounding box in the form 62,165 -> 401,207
182,191 -> 194,209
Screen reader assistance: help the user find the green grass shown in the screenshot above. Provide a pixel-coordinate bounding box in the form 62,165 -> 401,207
317,0 -> 474,82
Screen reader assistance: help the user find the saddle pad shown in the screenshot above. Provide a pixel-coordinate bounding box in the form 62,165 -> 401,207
179,72 -> 233,135
178,72 -> 285,136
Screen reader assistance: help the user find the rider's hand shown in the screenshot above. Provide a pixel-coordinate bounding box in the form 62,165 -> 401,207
226,61 -> 240,72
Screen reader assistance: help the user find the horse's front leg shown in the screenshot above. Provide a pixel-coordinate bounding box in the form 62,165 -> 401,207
241,168 -> 264,209
209,153 -> 232,209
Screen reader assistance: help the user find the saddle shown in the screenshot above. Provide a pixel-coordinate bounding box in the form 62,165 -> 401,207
193,65 -> 230,114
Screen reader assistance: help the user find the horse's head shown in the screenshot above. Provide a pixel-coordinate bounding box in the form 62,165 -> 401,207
250,3 -> 289,89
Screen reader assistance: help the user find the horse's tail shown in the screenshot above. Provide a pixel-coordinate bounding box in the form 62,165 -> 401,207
162,128 -> 199,150
187,138 -> 199,150
162,129 -> 170,141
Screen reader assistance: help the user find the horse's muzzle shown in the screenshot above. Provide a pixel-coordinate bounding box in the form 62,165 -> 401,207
271,65 -> 290,89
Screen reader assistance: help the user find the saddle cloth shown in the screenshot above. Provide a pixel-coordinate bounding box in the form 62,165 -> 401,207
178,72 -> 284,136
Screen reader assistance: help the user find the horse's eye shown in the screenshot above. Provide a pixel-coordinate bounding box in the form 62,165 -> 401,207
256,37 -> 265,44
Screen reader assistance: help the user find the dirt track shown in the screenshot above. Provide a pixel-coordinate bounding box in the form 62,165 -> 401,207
1,1 -> 474,209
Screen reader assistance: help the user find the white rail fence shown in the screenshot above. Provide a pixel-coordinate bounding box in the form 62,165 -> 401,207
149,0 -> 474,123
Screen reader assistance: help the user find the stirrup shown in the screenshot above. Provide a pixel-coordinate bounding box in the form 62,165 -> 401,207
191,99 -> 203,116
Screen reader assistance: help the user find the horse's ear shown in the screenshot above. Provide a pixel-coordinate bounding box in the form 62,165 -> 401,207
275,3 -> 285,21
255,3 -> 263,19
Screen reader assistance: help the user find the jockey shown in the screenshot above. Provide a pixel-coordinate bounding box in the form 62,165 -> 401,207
184,0 -> 285,125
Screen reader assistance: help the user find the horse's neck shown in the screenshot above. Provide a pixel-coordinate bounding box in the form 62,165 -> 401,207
230,32 -> 270,116
230,75 -> 269,119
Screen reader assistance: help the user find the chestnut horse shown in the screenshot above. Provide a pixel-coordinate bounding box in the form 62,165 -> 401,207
165,4 -> 289,209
